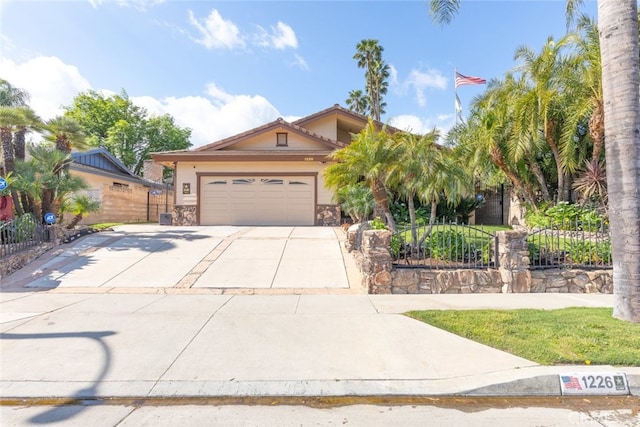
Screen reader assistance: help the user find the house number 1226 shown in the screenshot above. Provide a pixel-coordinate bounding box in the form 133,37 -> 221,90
582,375 -> 613,389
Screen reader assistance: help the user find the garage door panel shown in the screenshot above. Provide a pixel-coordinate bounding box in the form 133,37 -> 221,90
200,175 -> 314,226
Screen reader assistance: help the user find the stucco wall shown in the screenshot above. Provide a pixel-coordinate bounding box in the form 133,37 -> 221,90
175,161 -> 335,206
298,116 -> 337,140
231,131 -> 328,150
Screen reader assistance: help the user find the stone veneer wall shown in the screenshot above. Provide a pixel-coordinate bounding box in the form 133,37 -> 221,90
173,206 -> 197,226
346,225 -> 613,294
1,225 -> 67,279
316,204 -> 341,226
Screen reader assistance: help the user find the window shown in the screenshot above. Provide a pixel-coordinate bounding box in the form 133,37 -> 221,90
276,133 -> 288,147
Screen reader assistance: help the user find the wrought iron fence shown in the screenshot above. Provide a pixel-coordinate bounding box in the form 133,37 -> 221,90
391,219 -> 498,269
527,219 -> 612,270
0,215 -> 54,260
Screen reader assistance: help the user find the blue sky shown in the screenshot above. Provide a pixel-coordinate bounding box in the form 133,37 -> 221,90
0,0 -> 597,148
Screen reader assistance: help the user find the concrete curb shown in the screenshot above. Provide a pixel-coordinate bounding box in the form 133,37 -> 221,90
2,374 -> 637,399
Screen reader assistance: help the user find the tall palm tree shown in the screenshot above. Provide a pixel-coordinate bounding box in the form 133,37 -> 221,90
430,0 -> 640,322
324,119 -> 401,231
596,0 -> 640,322
345,89 -> 369,115
353,39 -> 390,121
513,36 -> 576,202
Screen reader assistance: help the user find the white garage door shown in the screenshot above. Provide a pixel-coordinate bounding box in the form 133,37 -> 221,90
200,176 -> 315,225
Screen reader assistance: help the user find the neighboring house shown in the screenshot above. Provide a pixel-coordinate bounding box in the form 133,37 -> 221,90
152,105 -> 387,227
70,148 -> 173,225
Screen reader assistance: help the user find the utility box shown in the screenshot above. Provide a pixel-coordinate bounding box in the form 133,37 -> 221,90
159,213 -> 173,225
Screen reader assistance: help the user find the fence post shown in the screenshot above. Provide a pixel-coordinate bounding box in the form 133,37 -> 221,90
496,230 -> 531,293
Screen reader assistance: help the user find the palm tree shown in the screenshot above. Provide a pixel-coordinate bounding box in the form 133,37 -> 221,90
13,108 -> 43,215
45,116 -> 87,154
345,89 -> 369,115
513,36 -> 577,202
0,79 -> 30,108
353,39 -> 390,121
336,183 -> 374,223
460,78 -> 540,207
430,0 -> 640,322
596,0 -> 640,322
13,143 -> 87,221
65,194 -> 101,229
324,119 -> 400,231
0,106 -> 29,215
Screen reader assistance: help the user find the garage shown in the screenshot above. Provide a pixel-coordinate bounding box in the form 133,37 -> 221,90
200,175 -> 315,225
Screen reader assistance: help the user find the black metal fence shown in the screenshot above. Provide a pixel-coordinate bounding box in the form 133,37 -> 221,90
391,220 -> 498,269
0,216 -> 54,260
528,220 -> 612,270
390,218 -> 612,271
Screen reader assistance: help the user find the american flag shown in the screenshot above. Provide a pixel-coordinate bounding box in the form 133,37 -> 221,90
561,376 -> 583,390
455,71 -> 486,89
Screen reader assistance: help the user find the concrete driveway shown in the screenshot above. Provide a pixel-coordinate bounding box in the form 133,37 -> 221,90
3,225 -> 363,294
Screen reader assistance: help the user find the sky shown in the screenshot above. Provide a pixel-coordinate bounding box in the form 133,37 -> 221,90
0,0 -> 598,148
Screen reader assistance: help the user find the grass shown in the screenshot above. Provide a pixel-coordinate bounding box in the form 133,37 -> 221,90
406,307 -> 640,366
88,222 -> 123,230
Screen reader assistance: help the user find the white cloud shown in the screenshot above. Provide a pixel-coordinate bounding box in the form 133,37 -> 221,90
0,56 -> 91,120
290,54 -> 309,71
388,64 -> 398,86
188,9 -> 245,50
398,68 -> 447,107
132,84 -> 281,148
88,0 -> 165,11
255,22 -> 298,50
0,55 -> 283,149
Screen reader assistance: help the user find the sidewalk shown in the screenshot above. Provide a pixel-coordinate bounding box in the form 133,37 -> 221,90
1,291 -> 638,399
0,226 -> 637,400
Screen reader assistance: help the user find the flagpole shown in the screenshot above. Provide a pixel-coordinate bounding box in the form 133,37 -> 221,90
454,68 -> 458,125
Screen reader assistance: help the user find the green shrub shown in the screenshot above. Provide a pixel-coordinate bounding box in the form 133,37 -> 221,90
525,203 -> 607,231
370,217 -> 387,230
567,240 -> 612,265
426,230 -> 472,261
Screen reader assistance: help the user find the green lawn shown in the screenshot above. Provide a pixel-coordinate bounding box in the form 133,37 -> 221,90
406,307 -> 640,366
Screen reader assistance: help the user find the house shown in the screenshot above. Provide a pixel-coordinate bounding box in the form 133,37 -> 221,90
70,148 -> 173,225
152,105 -> 385,227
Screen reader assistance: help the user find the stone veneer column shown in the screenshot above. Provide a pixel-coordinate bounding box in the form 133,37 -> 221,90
316,204 -> 341,226
496,230 -> 531,293
173,206 -> 197,226
360,229 -> 393,293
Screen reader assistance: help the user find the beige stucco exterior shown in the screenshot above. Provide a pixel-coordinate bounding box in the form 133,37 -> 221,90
175,161 -> 332,207
152,105 -> 386,226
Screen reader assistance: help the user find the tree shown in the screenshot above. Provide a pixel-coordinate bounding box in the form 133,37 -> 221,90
13,143 -> 87,221
596,0 -> 640,322
353,39 -> 390,121
345,89 -> 369,115
429,0 -> 640,322
336,183 -> 374,223
65,194 -> 101,229
140,114 -> 192,176
64,90 -> 192,175
45,116 -> 87,154
324,119 -> 400,231
513,36 -> 577,203
0,79 -> 29,108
